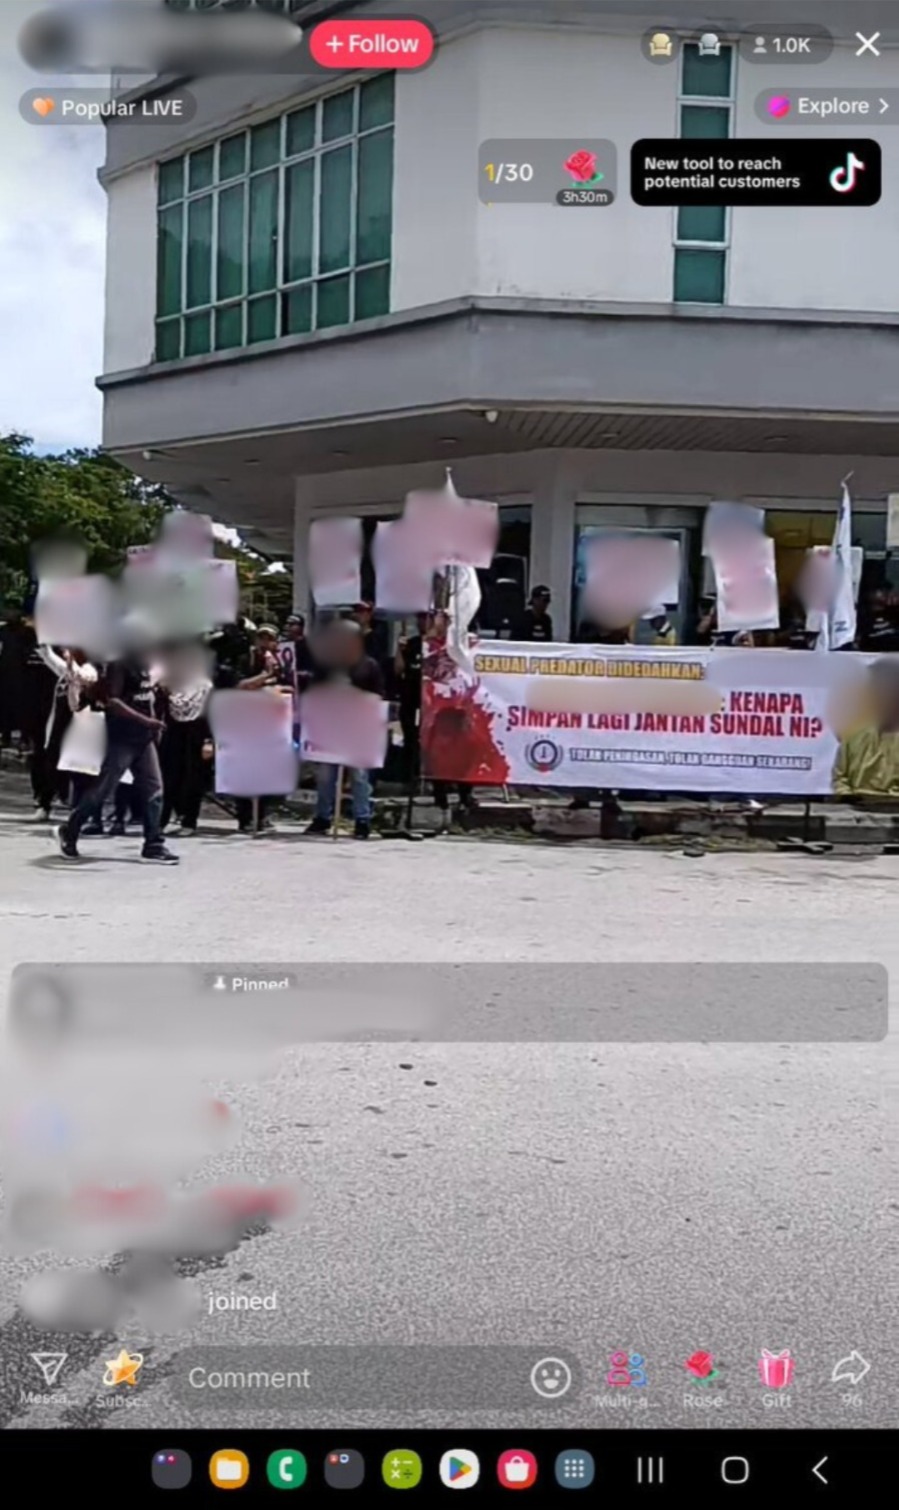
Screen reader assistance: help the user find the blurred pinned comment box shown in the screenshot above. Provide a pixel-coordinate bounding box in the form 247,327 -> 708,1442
5,962 -> 888,1046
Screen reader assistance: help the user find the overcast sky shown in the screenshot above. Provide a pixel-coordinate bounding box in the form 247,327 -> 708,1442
1,3 -> 106,453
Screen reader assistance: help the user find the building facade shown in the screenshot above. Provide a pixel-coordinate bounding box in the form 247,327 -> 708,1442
99,0 -> 899,636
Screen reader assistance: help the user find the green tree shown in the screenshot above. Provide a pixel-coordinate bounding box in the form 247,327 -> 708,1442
0,434 -> 167,607
0,435 -> 293,622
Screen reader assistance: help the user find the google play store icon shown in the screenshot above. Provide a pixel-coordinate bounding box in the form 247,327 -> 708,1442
439,1449 -> 480,1488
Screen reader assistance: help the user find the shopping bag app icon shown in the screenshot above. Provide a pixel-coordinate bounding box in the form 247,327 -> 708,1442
497,1449 -> 538,1489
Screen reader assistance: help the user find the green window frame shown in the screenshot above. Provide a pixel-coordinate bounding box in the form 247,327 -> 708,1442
674,42 -> 734,306
153,74 -> 394,361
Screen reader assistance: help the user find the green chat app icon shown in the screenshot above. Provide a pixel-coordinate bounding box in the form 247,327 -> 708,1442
382,1449 -> 423,1489
267,1449 -> 307,1489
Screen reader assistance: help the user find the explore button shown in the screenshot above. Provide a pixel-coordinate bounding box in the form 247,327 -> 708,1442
309,19 -> 435,70
756,87 -> 898,123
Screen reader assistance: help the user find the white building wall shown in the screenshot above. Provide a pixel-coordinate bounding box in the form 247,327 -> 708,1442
729,41 -> 899,311
390,32 -> 481,309
472,29 -> 677,305
102,164 -> 158,373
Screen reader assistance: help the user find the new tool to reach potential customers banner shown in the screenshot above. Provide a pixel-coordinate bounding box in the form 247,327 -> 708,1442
421,641 -> 899,797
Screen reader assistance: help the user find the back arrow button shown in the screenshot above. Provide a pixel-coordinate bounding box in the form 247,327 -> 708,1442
812,1457 -> 829,1485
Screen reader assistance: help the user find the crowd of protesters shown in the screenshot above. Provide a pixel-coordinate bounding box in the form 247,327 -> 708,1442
2,581 -> 899,858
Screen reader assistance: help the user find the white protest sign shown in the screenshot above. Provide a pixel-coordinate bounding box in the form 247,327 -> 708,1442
372,519 -> 434,613
711,533 -> 780,632
583,533 -> 680,628
35,575 -> 118,659
209,688 -> 298,796
309,518 -> 363,607
403,479 -> 499,569
299,684 -> 389,769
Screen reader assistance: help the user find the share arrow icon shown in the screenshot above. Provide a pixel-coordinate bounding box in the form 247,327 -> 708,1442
830,1350 -> 870,1385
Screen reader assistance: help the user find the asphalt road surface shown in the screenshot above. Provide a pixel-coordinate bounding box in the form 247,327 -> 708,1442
0,788 -> 895,1431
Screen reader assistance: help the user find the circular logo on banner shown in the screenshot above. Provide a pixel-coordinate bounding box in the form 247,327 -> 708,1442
526,738 -> 563,773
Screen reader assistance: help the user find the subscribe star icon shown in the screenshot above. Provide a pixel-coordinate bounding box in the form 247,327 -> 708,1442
103,1348 -> 144,1387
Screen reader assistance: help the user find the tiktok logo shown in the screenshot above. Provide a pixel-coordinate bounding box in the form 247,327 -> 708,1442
829,152 -> 866,194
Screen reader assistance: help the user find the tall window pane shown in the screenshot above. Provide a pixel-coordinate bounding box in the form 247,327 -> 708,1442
359,74 -> 394,131
215,303 -> 243,350
317,274 -> 350,329
219,133 -> 246,182
188,145 -> 214,193
156,317 -> 181,361
248,170 -> 278,293
674,248 -> 725,303
157,204 -> 183,317
251,120 -> 281,171
185,311 -> 211,357
677,204 -> 726,242
680,105 -> 730,138
284,159 -> 314,283
286,106 -> 315,157
217,183 -> 245,302
158,157 -> 183,205
681,42 -> 732,98
356,129 -> 392,265
354,263 -> 389,321
186,195 -> 213,309
319,146 -> 352,273
323,90 -> 354,142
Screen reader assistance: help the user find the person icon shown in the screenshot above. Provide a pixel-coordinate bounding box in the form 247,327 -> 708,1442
753,36 -> 767,54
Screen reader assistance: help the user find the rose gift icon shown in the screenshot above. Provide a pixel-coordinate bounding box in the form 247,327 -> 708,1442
564,149 -> 604,185
758,1349 -> 795,1388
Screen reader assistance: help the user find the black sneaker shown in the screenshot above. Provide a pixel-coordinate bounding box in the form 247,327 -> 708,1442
305,817 -> 331,835
81,818 -> 104,836
141,845 -> 179,865
109,819 -> 126,836
56,824 -> 79,860
353,820 -> 370,840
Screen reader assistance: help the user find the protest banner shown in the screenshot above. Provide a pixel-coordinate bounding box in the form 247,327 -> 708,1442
299,683 -> 389,770
421,640 -> 899,797
309,517 -> 363,607
209,688 -> 297,797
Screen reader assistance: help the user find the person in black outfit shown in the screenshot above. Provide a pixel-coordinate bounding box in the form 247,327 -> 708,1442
0,611 -> 30,748
18,621 -> 62,816
512,586 -> 554,642
57,659 -> 178,863
394,613 -> 428,783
